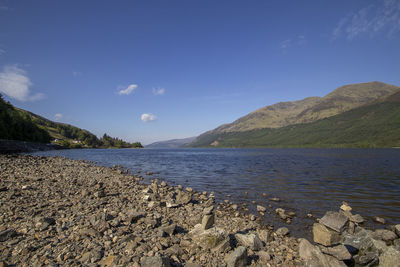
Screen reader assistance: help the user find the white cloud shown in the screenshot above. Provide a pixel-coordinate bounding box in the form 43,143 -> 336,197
0,6 -> 9,11
72,71 -> 82,77
0,48 -> 5,56
141,113 -> 157,122
333,0 -> 400,40
118,84 -> 137,95
152,87 -> 165,95
0,65 -> 44,102
54,113 -> 63,121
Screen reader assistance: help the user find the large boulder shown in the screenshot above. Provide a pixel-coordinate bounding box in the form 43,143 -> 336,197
299,239 -> 346,267
141,255 -> 170,267
224,246 -> 247,267
320,211 -> 349,233
319,244 -> 352,261
188,224 -> 228,250
313,223 -> 341,246
371,229 -> 397,242
235,233 -> 263,251
343,227 -> 379,266
379,246 -> 400,267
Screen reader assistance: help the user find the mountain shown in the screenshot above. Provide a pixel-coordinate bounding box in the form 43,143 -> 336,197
146,137 -> 197,148
205,81 -> 399,134
0,95 -> 51,143
189,82 -> 400,148
0,94 -> 142,149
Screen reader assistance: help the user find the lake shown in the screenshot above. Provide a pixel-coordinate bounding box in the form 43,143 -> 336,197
30,148 -> 400,236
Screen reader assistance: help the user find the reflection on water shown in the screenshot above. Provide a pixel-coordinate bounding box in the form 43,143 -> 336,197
31,148 -> 400,236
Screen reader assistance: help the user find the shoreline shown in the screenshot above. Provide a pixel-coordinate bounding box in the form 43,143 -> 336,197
1,155 -> 399,266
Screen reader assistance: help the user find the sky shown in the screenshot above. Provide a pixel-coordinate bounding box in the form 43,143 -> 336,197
1,0 -> 400,145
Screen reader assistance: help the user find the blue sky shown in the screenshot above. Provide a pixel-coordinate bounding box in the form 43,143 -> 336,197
0,0 -> 400,144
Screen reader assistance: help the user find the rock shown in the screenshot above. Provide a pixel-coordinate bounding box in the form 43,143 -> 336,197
275,208 -> 289,220
351,214 -> 365,224
276,227 -> 290,236
319,244 -> 352,261
299,238 -> 315,260
394,239 -> 400,251
141,255 -> 170,267
371,229 -> 397,242
0,229 -> 17,242
203,206 -> 214,215
99,255 -> 117,267
257,251 -> 271,261
395,224 -> 400,237
269,197 -> 280,202
211,237 -> 231,253
159,224 -> 176,236
343,227 -> 379,266
188,224 -> 228,250
319,211 -> 348,232
125,211 -> 145,224
373,216 -> 386,224
379,246 -> 400,267
201,214 -> 215,230
299,238 -> 343,267
224,246 -> 247,267
184,264 -> 202,267
256,205 -> 266,212
249,214 -> 256,221
340,201 -> 352,212
313,223 -> 341,246
235,233 -> 263,251
371,238 -> 388,253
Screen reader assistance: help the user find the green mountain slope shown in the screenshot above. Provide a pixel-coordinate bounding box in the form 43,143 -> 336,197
0,94 -> 142,148
0,95 -> 51,143
189,91 -> 400,148
206,81 -> 399,135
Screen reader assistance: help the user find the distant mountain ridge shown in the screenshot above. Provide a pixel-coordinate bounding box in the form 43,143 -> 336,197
205,81 -> 399,134
189,81 -> 400,148
146,137 -> 196,148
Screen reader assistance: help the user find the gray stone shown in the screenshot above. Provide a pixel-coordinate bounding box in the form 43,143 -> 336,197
211,237 -> 231,253
276,227 -> 290,236
188,224 -> 227,250
224,246 -> 247,267
313,223 -> 341,246
235,233 -> 263,251
257,205 -> 266,212
0,229 -> 17,242
373,216 -> 386,224
201,214 -> 215,230
395,224 -> 400,237
394,239 -> 400,251
203,205 -> 214,215
299,238 -> 342,267
371,238 -> 388,253
160,224 -> 176,236
372,229 -> 397,242
379,247 -> 400,267
141,255 -> 170,267
319,244 -> 352,261
320,211 -> 348,232
343,227 -> 379,266
257,251 -> 271,262
184,263 -> 202,267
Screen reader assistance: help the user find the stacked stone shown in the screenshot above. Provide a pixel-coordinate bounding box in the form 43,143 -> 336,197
300,202 -> 400,267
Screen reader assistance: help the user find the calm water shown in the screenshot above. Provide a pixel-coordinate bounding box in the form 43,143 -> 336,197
31,148 -> 400,236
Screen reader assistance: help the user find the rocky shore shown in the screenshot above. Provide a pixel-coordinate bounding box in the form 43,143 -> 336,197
1,155 -> 399,266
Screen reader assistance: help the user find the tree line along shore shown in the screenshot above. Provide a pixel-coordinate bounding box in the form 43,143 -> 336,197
0,154 -> 399,266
